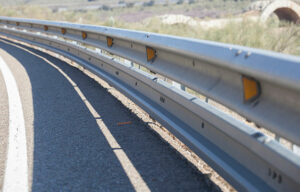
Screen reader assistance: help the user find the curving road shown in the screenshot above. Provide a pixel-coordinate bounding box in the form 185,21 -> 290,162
0,38 -> 221,192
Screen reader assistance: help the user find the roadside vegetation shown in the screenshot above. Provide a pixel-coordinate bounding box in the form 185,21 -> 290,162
0,0 -> 299,55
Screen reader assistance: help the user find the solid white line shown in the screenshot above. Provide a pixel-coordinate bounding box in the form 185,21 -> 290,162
0,40 -> 150,191
0,56 -> 28,192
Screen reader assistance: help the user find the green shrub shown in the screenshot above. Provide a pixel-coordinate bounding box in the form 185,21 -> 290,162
177,0 -> 184,5
0,4 -> 298,56
143,0 -> 155,7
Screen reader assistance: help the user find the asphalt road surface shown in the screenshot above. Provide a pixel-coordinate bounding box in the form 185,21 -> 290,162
0,38 -> 221,192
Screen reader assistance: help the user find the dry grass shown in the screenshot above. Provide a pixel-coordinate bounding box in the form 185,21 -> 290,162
0,3 -> 299,56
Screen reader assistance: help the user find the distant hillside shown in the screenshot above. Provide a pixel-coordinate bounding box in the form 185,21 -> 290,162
1,0 -> 299,7
0,0 -> 97,6
0,0 -> 145,6
0,0 -> 298,56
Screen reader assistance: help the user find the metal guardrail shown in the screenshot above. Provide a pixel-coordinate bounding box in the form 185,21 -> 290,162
0,16 -> 299,191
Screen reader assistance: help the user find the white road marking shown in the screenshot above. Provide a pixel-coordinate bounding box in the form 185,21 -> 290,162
0,56 -> 28,192
0,40 -> 150,191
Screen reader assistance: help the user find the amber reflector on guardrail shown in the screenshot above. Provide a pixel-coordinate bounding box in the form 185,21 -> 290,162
107,37 -> 113,47
242,76 -> 261,102
82,32 -> 87,40
146,47 -> 156,62
61,28 -> 66,35
44,26 -> 48,31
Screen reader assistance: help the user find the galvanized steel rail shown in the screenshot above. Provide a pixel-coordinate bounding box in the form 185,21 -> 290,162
0,16 -> 299,191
